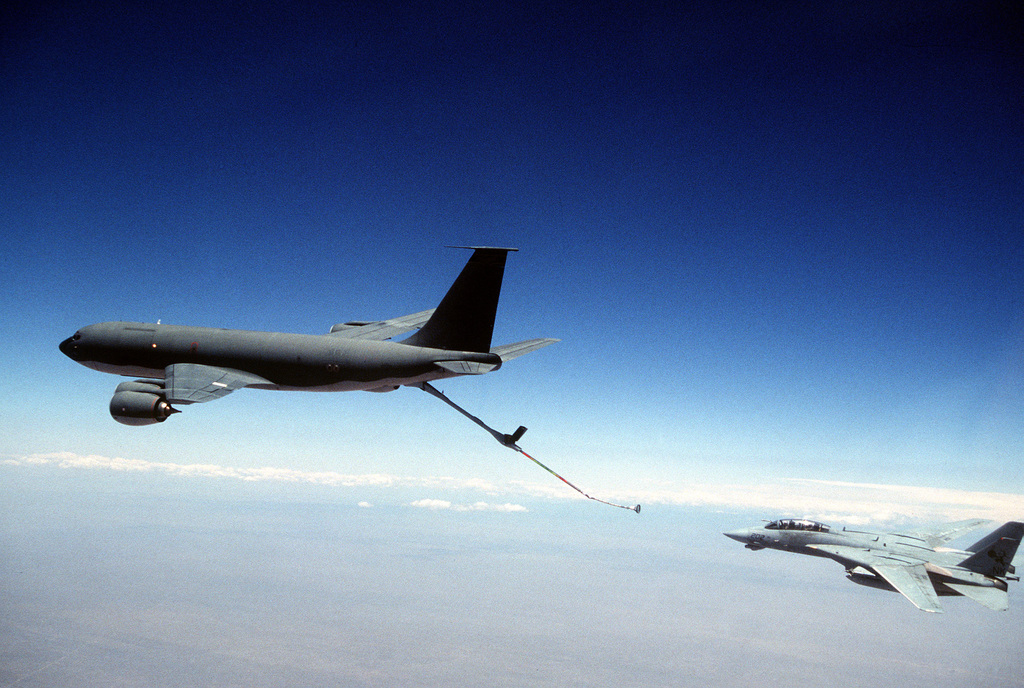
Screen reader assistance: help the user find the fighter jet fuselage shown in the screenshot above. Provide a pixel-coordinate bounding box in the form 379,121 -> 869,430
725,518 -> 1023,613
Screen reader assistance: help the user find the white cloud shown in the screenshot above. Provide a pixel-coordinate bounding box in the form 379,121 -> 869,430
357,501 -> 373,508
5,451 -> 1022,525
474,502 -> 528,512
408,498 -> 527,512
6,452 -> 483,490
409,498 -> 453,510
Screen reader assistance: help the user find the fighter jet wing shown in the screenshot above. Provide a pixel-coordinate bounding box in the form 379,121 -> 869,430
908,519 -> 993,548
490,338 -> 559,362
806,544 -> 919,568
808,544 -> 942,613
164,363 -> 273,404
328,309 -> 435,340
873,564 -> 944,613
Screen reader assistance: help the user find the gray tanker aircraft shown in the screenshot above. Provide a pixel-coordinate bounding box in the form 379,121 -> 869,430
60,247 -> 557,427
725,518 -> 1022,612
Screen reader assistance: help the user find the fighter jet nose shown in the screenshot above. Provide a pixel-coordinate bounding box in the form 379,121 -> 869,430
723,529 -> 750,543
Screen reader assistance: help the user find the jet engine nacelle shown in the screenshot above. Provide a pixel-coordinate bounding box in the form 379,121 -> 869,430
109,381 -> 178,426
846,570 -> 896,592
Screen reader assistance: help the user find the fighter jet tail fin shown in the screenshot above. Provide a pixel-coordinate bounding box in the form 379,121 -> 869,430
960,521 -> 1023,577
402,247 -> 516,353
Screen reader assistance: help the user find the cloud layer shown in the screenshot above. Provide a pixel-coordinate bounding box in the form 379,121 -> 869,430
409,499 -> 527,512
5,452 -> 1023,524
4,451 -> 497,490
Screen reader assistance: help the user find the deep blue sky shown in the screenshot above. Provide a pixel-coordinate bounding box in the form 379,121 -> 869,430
2,1 -> 1022,498
2,3 -> 1024,684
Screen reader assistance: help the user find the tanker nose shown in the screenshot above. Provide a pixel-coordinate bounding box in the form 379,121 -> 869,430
59,333 -> 80,359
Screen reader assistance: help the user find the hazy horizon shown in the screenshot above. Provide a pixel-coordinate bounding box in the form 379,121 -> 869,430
3,462 -> 1021,687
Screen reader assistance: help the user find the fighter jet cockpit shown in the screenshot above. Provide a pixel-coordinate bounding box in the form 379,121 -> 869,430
764,519 -> 830,532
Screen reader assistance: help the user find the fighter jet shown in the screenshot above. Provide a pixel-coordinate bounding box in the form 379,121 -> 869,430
59,247 -> 557,426
725,518 -> 1023,613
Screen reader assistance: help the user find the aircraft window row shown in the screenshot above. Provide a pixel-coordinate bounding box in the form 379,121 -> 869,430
765,519 -> 830,532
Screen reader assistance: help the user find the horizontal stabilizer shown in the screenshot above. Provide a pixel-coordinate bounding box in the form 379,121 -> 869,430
329,309 -> 435,340
434,360 -> 500,375
490,338 -> 559,362
944,583 -> 1009,611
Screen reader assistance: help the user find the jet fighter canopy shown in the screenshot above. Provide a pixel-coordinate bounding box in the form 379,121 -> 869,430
765,519 -> 830,532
